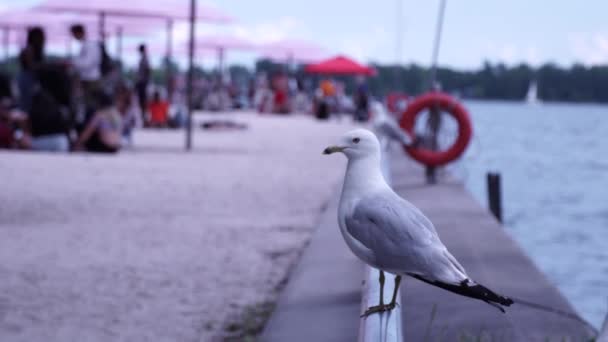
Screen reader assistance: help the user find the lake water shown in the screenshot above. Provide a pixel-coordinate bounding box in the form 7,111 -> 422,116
450,100 -> 608,328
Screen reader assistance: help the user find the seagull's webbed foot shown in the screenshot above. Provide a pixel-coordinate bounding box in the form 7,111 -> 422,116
361,302 -> 398,317
361,273 -> 402,318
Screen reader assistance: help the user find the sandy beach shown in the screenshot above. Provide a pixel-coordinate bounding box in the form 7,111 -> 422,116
0,112 -> 354,341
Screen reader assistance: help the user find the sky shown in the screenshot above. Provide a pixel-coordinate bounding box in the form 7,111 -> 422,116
3,0 -> 608,70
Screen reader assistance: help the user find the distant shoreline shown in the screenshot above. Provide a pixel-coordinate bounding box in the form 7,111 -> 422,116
461,98 -> 608,107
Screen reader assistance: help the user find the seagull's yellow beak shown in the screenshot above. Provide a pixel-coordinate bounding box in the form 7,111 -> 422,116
323,146 -> 346,155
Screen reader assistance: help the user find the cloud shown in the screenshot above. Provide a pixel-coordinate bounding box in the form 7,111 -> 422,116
568,32 -> 608,65
231,16 -> 303,43
168,15 -> 308,49
337,26 -> 390,63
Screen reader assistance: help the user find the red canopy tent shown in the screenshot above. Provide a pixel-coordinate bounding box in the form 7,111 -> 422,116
305,55 -> 375,76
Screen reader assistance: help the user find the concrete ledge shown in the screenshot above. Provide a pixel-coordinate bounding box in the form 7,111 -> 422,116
261,146 -> 595,341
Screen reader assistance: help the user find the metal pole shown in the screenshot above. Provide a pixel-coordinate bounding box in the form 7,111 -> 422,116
396,0 -> 403,65
185,0 -> 196,150
166,19 -> 174,100
218,47 -> 224,75
3,27 -> 9,62
116,26 -> 123,62
425,0 -> 447,184
287,52 -> 294,73
486,172 -> 503,222
429,0 -> 447,87
218,47 -> 225,110
99,11 -> 106,42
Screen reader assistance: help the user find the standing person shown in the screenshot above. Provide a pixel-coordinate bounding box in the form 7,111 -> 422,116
18,27 -> 45,113
316,78 -> 335,120
135,44 -> 151,126
70,24 -> 102,112
354,76 -> 370,122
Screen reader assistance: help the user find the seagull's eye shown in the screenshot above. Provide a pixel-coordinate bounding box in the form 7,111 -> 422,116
352,137 -> 360,144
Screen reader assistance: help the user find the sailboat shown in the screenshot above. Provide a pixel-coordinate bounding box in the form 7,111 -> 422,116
526,81 -> 540,104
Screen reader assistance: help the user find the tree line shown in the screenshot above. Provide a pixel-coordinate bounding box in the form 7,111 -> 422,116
255,59 -> 608,103
3,55 -> 607,103
367,62 -> 608,103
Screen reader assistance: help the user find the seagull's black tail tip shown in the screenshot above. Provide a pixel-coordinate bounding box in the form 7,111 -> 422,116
468,283 -> 514,312
468,283 -> 514,306
410,274 -> 513,312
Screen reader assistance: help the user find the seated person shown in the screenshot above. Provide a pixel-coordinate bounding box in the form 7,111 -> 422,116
28,64 -> 71,152
0,108 -> 31,150
115,84 -> 137,146
148,91 -> 169,127
73,91 -> 122,153
0,72 -> 31,150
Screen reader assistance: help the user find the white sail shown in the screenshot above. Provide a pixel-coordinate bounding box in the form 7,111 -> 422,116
526,81 -> 540,104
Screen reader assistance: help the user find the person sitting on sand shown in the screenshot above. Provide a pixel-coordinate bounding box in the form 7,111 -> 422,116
73,91 -> 122,153
148,91 -> 169,127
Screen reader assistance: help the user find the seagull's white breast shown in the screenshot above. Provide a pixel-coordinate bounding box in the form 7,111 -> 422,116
337,195 -> 380,268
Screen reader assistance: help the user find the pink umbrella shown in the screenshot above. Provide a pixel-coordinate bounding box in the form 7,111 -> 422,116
194,35 -> 256,51
0,9 -> 159,37
35,0 -> 234,22
0,8 -> 165,60
258,39 -> 327,63
188,35 -> 256,72
35,0 -> 235,151
34,0 -> 236,62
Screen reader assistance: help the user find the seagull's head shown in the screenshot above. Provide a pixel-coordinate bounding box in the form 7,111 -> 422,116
323,129 -> 381,159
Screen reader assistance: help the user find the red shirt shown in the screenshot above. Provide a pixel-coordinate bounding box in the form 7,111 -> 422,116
149,101 -> 169,124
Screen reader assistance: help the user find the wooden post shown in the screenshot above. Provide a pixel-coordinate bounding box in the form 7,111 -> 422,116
425,104 -> 441,184
487,172 -> 502,222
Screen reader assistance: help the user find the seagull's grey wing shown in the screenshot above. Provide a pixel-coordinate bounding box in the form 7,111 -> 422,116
345,192 -> 467,281
345,192 -> 439,254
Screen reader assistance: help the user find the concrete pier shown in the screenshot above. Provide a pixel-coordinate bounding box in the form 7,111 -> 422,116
0,113 -> 353,341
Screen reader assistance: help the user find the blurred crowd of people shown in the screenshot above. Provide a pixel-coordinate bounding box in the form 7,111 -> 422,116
0,25 -> 373,154
192,71 -> 371,122
0,24 -> 181,153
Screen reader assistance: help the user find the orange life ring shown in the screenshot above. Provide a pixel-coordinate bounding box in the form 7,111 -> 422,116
399,92 -> 472,167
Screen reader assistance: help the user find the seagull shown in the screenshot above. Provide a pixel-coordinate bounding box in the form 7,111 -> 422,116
370,101 -> 413,149
323,128 -> 513,317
